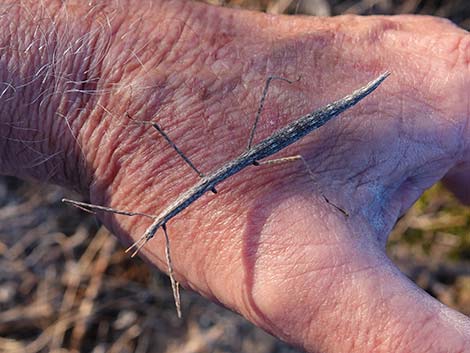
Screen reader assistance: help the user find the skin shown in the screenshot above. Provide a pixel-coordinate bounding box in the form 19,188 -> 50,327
1,0 -> 469,352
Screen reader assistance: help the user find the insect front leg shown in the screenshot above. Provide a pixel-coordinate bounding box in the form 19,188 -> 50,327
247,75 -> 300,151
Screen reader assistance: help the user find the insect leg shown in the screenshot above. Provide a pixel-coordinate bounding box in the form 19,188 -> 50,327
256,155 -> 349,217
127,113 -> 217,194
247,75 -> 300,151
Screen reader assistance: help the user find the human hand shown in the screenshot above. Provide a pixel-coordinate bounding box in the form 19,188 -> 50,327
2,1 -> 469,352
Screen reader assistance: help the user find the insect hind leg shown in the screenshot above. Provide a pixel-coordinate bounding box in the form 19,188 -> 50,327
255,155 -> 349,217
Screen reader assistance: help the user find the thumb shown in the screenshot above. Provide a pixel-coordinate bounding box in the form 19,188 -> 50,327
245,200 -> 470,352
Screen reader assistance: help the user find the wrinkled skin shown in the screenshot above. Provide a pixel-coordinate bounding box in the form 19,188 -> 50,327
1,1 -> 469,352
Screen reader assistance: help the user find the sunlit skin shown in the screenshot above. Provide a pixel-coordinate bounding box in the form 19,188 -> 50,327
0,1 -> 469,352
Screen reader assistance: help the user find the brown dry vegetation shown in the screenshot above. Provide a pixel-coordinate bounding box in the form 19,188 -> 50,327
1,1 -> 469,352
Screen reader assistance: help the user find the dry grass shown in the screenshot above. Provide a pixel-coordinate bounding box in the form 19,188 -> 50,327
1,1 -> 469,352
0,177 -> 294,353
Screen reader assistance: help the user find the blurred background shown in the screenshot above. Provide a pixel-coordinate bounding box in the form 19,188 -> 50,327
1,1 -> 469,352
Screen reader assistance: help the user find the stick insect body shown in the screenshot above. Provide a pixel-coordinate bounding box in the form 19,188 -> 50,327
63,72 -> 389,316
129,72 -> 389,253
66,72 -> 389,253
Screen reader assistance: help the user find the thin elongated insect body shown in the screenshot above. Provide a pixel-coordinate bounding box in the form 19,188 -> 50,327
63,72 -> 390,316
125,72 -> 390,254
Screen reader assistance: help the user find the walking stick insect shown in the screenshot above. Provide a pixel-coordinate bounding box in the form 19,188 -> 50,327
63,72 -> 390,317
